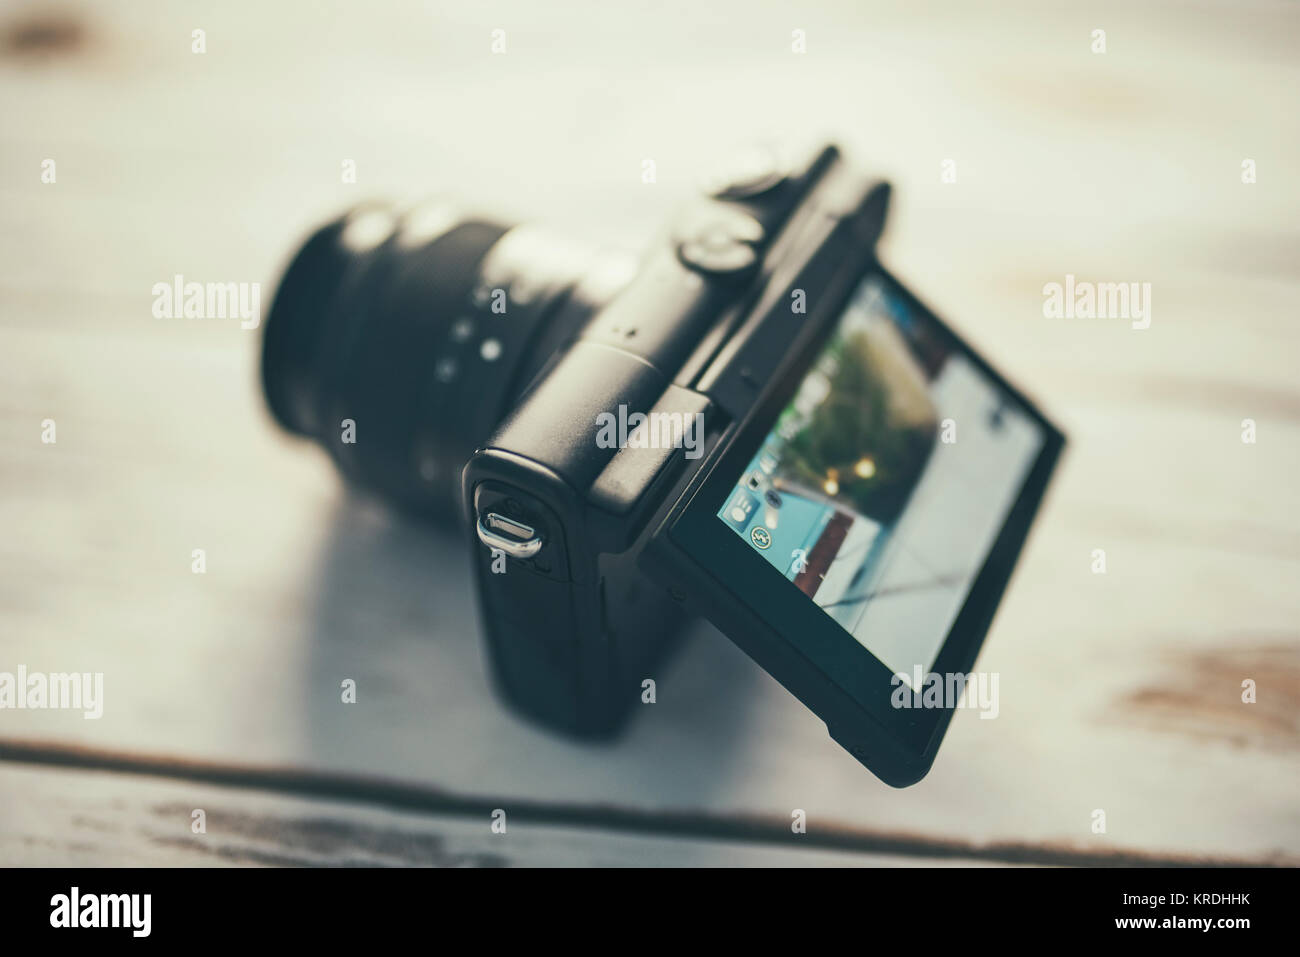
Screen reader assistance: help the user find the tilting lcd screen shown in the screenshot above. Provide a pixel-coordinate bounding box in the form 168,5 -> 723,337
717,273 -> 1045,679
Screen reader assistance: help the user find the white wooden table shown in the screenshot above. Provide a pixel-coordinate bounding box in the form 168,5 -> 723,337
1,0 -> 1297,866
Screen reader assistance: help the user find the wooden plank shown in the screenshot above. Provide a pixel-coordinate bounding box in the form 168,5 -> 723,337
0,0 -> 1297,864
0,761 -> 1009,867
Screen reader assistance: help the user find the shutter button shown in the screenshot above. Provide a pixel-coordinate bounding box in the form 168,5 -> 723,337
676,208 -> 765,277
704,145 -> 789,200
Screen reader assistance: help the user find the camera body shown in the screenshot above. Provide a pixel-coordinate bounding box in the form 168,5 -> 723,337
263,142 -> 1062,786
463,144 -> 890,735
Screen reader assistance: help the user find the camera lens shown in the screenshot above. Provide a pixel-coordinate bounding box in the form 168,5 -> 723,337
261,200 -> 633,523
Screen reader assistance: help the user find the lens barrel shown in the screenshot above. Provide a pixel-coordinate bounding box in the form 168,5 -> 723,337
261,201 -> 631,522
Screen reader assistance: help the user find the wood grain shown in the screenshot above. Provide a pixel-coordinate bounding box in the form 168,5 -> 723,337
3,762 -> 1000,867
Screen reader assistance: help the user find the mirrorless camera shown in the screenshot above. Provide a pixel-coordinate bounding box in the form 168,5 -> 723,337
261,144 -> 1063,786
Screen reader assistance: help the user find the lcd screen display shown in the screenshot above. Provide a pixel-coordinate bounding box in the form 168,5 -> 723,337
716,274 -> 1045,679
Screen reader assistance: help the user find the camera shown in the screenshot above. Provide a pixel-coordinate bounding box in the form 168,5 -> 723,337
262,143 -> 1063,786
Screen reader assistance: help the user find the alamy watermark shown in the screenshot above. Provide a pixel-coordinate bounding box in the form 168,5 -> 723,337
891,667 -> 999,719
595,404 -> 705,459
50,887 -> 150,937
0,666 -> 103,719
151,274 -> 261,329
1042,274 -> 1151,330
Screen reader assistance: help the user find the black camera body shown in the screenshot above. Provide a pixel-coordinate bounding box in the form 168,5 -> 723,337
463,145 -> 889,736
263,143 -> 1062,786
